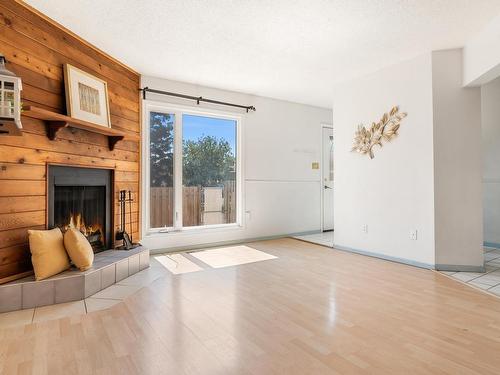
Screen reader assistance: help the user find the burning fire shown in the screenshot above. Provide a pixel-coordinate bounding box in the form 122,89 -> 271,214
63,213 -> 103,239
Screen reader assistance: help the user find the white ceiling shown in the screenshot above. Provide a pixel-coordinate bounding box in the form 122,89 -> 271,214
26,0 -> 500,108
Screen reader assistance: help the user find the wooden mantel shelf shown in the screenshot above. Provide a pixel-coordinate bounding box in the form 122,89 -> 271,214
22,106 -> 140,150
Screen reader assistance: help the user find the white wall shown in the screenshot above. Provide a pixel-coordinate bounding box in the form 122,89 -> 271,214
332,54 -> 436,266
464,13 -> 500,86
482,76 -> 500,246
332,50 -> 483,269
432,49 -> 483,268
140,76 -> 332,250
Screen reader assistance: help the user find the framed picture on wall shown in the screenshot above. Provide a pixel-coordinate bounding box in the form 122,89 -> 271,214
63,64 -> 111,127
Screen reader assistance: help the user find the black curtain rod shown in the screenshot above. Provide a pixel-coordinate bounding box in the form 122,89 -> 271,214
140,87 -> 256,113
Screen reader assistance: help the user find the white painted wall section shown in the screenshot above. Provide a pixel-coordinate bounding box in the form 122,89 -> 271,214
482,76 -> 500,246
464,13 -> 500,86
140,76 -> 332,250
332,50 -> 483,270
331,54 -> 436,266
432,49 -> 483,268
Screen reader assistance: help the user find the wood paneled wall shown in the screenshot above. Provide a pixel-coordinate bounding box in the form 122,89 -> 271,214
0,1 -> 141,283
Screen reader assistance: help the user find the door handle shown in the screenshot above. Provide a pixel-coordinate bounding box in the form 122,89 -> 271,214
324,185 -> 332,189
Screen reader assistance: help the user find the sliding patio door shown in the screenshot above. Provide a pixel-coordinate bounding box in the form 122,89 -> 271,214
145,103 -> 241,234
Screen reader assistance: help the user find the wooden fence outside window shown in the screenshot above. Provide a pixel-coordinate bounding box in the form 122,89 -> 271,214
150,180 -> 236,228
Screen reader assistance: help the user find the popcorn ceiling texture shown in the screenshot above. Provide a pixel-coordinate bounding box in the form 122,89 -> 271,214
25,0 -> 500,108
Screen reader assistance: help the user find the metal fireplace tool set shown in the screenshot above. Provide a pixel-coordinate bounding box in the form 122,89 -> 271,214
116,190 -> 140,250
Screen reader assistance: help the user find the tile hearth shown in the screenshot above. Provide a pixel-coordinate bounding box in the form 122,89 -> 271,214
0,254 -> 167,329
0,246 -> 150,314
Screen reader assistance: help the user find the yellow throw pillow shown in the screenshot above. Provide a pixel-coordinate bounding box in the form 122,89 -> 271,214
63,228 -> 94,271
28,228 -> 70,281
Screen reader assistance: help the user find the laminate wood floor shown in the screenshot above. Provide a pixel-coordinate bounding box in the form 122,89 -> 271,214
1,238 -> 500,375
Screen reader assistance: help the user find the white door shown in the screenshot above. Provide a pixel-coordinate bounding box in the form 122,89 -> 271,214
322,126 -> 334,231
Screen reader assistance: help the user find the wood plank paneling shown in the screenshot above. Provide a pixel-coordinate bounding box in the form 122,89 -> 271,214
0,244 -> 30,266
0,1 -> 141,282
0,225 -> 44,247
0,211 -> 45,231
20,117 -> 139,153
0,180 -> 45,196
0,144 -> 139,171
0,196 -> 45,214
0,131 -> 139,163
0,163 -> 46,180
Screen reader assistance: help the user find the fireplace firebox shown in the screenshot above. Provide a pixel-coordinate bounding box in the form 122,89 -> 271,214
48,166 -> 113,252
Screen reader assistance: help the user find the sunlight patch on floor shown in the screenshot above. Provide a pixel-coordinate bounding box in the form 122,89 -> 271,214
154,254 -> 203,274
190,245 -> 277,268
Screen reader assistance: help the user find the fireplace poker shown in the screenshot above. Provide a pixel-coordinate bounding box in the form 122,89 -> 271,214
128,190 -> 133,243
121,190 -> 126,236
116,189 -> 140,250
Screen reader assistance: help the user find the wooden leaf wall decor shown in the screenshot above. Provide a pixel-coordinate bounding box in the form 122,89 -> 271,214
351,106 -> 407,159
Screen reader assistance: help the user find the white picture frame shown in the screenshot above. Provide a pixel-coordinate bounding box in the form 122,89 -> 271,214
63,64 -> 111,127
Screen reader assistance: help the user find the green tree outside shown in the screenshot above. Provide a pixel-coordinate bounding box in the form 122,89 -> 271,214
149,111 -> 235,188
183,135 -> 235,187
150,112 -> 174,187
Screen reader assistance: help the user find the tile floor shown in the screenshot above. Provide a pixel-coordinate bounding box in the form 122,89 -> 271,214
0,256 -> 168,329
293,231 -> 334,247
440,247 -> 500,297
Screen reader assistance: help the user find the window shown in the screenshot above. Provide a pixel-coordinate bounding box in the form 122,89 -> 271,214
145,103 -> 240,233
149,112 -> 175,228
182,114 -> 237,227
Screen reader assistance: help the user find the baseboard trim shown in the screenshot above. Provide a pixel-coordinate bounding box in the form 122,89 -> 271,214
435,264 -> 485,272
148,231 -> 319,254
484,241 -> 500,249
332,244 -> 435,270
290,230 -> 323,237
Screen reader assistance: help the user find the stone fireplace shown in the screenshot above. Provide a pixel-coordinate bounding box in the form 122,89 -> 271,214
47,165 -> 113,252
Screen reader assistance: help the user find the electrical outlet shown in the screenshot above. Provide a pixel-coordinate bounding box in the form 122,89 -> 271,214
409,230 -> 418,240
362,224 -> 368,233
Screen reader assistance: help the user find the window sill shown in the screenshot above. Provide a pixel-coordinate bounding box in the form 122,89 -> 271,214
145,223 -> 244,238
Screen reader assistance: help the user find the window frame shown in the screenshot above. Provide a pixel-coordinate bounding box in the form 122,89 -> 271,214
142,100 -> 244,236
